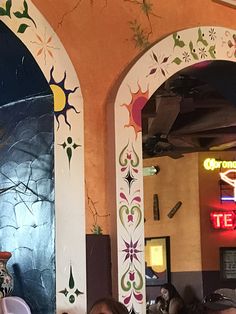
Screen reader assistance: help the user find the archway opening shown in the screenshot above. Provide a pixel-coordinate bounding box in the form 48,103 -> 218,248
143,60 -> 236,307
0,21 -> 55,314
113,26 -> 236,314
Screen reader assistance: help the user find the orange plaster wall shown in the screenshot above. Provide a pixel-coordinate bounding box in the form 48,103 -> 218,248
199,152 -> 236,271
143,154 -> 202,272
32,0 -> 236,234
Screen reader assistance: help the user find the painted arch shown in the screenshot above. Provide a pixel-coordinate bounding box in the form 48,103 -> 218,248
0,1 -> 85,313
114,26 -> 236,313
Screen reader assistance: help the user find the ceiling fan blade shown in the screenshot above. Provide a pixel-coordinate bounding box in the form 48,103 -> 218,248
210,140 -> 236,151
147,96 -> 181,136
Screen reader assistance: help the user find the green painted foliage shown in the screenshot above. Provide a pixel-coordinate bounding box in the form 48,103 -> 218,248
172,57 -> 182,65
0,0 -> 11,17
129,20 -> 149,49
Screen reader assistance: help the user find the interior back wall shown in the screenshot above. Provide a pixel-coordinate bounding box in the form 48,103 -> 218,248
143,154 -> 203,301
198,151 -> 236,294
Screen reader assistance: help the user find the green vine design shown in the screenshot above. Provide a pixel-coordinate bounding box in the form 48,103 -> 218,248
127,0 -> 161,50
172,28 -> 216,66
129,19 -> 149,49
0,0 -> 36,33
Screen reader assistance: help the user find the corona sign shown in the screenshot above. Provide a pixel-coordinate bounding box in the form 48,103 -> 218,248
210,211 -> 236,230
203,158 -> 236,171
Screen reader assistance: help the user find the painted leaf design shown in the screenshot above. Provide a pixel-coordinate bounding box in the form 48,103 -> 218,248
152,52 -> 158,62
47,49 -> 53,58
69,265 -> 75,289
119,205 -> 129,230
132,196 -> 141,203
47,36 -> 52,44
192,52 -> 199,60
36,34 -> 43,42
189,41 -> 193,50
173,32 -> 185,48
208,45 -> 216,59
121,269 -> 132,292
189,41 -> 199,60
162,56 -> 169,64
0,7 -> 7,15
197,28 -> 208,46
133,266 -> 144,290
14,10 -> 24,18
124,293 -> 132,304
161,68 -> 166,76
228,40 -> 233,48
17,24 -> 29,33
120,192 -> 128,202
0,0 -> 11,16
5,0 -> 12,16
147,68 -> 157,76
172,57 -> 182,65
14,0 -> 36,28
14,0 -> 28,18
177,40 -> 185,48
67,147 -> 72,166
37,48 -> 43,56
133,291 -> 143,301
23,0 -> 29,12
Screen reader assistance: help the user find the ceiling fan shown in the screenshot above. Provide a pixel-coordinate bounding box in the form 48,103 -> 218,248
210,140 -> 236,151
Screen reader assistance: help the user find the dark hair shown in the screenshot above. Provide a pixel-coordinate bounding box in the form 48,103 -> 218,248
160,283 -> 182,300
89,297 -> 129,314
155,296 -> 166,310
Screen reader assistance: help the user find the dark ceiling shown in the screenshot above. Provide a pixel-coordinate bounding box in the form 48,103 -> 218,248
142,60 -> 236,159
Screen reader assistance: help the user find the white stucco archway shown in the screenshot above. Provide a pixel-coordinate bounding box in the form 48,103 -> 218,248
0,1 -> 86,313
113,26 -> 236,313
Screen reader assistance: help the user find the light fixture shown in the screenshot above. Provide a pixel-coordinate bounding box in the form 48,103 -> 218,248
143,165 -> 160,176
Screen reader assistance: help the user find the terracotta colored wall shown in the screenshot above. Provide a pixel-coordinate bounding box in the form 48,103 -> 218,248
199,151 -> 236,271
32,0 -> 236,234
143,154 -> 201,273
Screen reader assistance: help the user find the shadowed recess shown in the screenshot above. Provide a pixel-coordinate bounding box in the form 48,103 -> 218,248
0,21 -> 55,314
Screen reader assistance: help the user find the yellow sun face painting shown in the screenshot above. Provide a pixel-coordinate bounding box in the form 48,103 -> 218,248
49,67 -> 80,130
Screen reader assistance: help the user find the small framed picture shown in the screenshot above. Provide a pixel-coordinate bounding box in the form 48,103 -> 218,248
145,236 -> 171,286
220,247 -> 236,281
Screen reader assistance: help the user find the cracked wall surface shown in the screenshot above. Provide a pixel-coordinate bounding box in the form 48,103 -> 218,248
0,21 -> 55,314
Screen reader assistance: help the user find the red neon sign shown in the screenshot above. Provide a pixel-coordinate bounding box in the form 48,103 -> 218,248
210,211 -> 236,230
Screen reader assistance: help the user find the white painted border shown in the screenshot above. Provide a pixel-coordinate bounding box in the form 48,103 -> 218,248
0,1 -> 86,313
114,26 -> 236,313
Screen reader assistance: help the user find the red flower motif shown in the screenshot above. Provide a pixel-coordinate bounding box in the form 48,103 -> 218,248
128,214 -> 133,222
127,153 -> 132,160
129,271 -> 135,281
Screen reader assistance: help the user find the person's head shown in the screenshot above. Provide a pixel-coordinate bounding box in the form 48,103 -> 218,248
202,288 -> 236,314
89,297 -> 129,314
160,283 -> 181,302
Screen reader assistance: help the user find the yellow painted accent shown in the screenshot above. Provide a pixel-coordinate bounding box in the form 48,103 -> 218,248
50,84 -> 66,112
